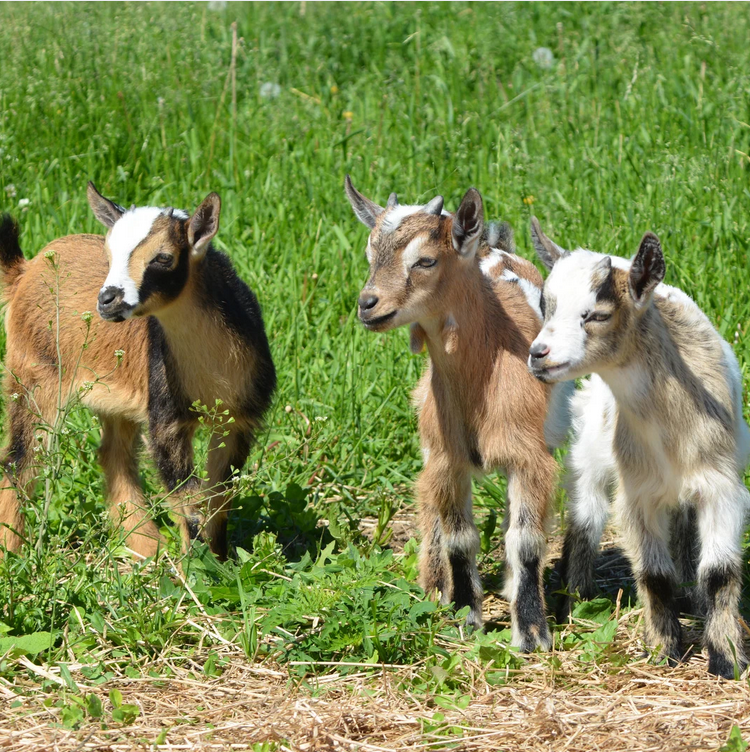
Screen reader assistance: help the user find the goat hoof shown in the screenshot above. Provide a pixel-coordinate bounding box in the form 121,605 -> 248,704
187,515 -> 202,541
464,609 -> 483,633
708,652 -> 746,679
517,624 -> 552,653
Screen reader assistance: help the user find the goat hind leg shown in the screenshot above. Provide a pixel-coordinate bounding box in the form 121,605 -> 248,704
0,399 -> 39,553
557,418 -> 615,620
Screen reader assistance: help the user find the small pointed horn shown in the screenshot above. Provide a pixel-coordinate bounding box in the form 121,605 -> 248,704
386,192 -> 398,209
130,204 -> 136,211
423,196 -> 444,216
167,207 -> 174,218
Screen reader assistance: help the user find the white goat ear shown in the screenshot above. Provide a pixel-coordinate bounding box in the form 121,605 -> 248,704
87,182 -> 125,228
345,175 -> 385,229
188,193 -> 221,259
629,232 -> 665,309
452,188 -> 483,258
530,216 -> 568,270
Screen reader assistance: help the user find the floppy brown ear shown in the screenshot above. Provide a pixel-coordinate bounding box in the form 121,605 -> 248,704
344,175 -> 385,229
452,188 -> 484,258
529,216 -> 568,270
87,182 -> 125,228
629,232 -> 665,309
188,193 -> 221,259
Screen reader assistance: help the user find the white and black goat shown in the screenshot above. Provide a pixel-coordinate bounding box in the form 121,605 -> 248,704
528,218 -> 750,678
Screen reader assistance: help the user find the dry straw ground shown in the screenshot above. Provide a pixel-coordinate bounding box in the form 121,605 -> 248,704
4,527 -> 750,752
4,613 -> 750,752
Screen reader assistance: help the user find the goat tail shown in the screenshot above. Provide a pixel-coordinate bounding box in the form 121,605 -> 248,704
0,214 -> 25,294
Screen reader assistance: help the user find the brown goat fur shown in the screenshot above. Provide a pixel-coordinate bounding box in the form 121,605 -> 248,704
346,179 -> 564,649
0,191 -> 275,559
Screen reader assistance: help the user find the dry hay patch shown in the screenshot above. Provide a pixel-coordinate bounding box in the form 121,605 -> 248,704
2,644 -> 750,751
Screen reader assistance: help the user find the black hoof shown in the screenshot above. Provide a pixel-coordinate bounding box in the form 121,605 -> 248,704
708,652 -> 745,679
187,515 -> 202,541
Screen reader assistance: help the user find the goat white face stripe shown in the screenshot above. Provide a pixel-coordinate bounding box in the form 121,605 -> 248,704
101,206 -> 164,306
401,235 -> 428,276
534,251 -> 601,369
381,205 -> 423,234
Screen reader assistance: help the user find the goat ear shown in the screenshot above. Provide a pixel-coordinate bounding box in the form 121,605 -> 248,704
452,188 -> 483,258
87,182 -> 125,228
345,175 -> 384,229
188,193 -> 221,259
530,216 -> 568,270
629,232 -> 665,309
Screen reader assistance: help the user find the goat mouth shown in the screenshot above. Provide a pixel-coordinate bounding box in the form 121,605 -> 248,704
97,304 -> 135,323
360,310 -> 397,330
530,361 -> 571,382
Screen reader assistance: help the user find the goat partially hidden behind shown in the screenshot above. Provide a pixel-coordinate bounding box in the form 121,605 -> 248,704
528,219 -> 750,678
0,184 -> 275,558
345,178 -> 571,650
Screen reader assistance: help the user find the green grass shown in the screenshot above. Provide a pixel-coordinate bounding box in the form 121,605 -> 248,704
1,0 -> 750,737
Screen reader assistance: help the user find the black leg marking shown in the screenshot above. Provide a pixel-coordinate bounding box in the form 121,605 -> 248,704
516,556 -> 550,652
640,572 -> 683,665
555,524 -> 599,621
670,506 -> 698,614
448,548 -> 482,626
700,565 -> 746,679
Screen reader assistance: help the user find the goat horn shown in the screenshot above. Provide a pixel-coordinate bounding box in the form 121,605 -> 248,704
423,196 -> 444,216
386,192 -> 398,209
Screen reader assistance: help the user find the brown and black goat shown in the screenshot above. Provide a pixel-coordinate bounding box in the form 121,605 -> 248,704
0,184 -> 275,559
345,177 -> 571,650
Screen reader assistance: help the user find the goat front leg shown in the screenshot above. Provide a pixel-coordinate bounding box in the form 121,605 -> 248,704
618,485 -> 682,665
149,419 -> 199,553
201,428 -> 253,560
504,459 -> 555,651
100,415 -> 162,559
417,459 -> 482,628
695,475 -> 748,678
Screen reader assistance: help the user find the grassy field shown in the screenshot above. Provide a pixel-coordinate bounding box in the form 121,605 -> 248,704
1,2 -> 750,749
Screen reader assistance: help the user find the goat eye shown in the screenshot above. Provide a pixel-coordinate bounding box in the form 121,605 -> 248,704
414,257 -> 437,269
152,253 -> 173,266
586,311 -> 612,323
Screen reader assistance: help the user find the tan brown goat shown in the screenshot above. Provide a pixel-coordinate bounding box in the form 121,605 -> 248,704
0,185 -> 275,558
346,178 -> 571,649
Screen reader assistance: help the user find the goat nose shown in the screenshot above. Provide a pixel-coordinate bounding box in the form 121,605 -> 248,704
358,293 -> 379,311
529,342 -> 550,360
98,286 -> 121,307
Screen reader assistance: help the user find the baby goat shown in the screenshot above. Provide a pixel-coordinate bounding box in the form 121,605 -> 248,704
528,218 -> 750,678
0,185 -> 275,559
345,177 -> 571,650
